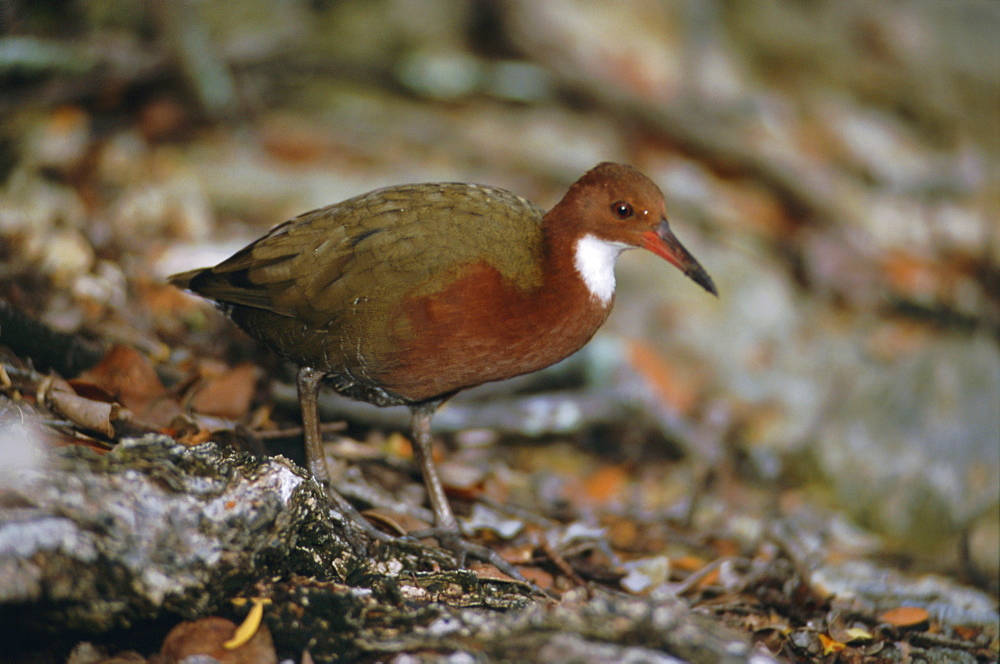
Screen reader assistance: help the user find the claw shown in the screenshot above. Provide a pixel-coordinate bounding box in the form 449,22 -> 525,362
409,526 -> 529,583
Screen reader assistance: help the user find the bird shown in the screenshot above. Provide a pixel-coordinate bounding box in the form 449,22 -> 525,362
170,162 -> 716,570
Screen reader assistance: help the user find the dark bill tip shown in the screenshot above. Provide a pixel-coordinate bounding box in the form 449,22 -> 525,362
642,220 -> 718,298
686,264 -> 718,297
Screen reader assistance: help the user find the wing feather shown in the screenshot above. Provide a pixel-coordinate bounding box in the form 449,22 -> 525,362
172,183 -> 546,329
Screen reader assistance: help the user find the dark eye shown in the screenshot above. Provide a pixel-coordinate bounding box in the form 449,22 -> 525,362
612,201 -> 633,219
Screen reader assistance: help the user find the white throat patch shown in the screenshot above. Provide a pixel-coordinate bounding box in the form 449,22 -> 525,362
573,234 -> 627,305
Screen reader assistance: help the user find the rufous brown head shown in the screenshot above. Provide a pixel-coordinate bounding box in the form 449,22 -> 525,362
549,162 -> 717,296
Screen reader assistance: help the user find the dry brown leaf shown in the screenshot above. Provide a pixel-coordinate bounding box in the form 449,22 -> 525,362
605,515 -> 640,550
176,426 -> 213,446
139,95 -> 190,142
79,346 -> 168,415
160,615 -> 276,664
581,464 -> 630,506
260,117 -> 331,164
517,565 -> 555,591
66,380 -> 117,404
362,508 -> 427,536
695,566 -> 721,589
672,555 -> 709,573
46,383 -> 119,438
190,362 -> 259,420
496,541 -> 536,565
626,340 -> 697,415
139,278 -> 205,318
952,625 -> 979,641
881,250 -> 941,299
467,561 -> 521,582
877,606 -> 930,627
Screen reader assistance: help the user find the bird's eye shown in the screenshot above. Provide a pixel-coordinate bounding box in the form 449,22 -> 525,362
612,201 -> 633,219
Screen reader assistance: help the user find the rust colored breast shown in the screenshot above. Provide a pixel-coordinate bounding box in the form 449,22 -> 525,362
377,260 -> 611,402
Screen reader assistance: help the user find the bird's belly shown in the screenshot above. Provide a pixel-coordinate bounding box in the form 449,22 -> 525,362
379,321 -> 599,401
374,264 -> 610,402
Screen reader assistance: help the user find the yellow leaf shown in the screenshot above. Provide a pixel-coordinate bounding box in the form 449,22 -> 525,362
819,633 -> 846,655
223,597 -> 272,650
845,627 -> 873,642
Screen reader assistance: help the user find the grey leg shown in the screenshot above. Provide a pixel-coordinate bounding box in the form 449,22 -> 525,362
297,366 -> 330,483
407,402 -> 529,583
409,402 -> 458,532
296,366 -> 393,546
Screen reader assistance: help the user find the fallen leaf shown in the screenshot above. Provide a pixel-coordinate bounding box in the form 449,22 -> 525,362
844,627 -> 873,642
190,362 -> 259,420
386,431 -> 413,459
439,460 -> 488,499
66,380 -> 117,404
620,556 -> 670,593
46,382 -> 118,438
464,503 -> 525,539
581,464 -> 630,506
362,508 -> 427,536
695,566 -> 721,589
224,598 -> 272,650
818,632 -> 846,655
176,426 -> 213,446
517,565 -> 555,590
139,95 -> 189,141
626,340 -> 697,414
260,115 -> 332,164
672,555 -> 708,572
953,625 -> 979,641
496,541 -> 536,565
467,561 -> 521,582
160,614 -> 276,664
605,515 -> 640,550
878,606 -> 929,627
78,345 -> 170,418
140,278 -> 209,320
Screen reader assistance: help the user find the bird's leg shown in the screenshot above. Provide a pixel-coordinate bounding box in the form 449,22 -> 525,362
408,402 -> 528,582
296,366 -> 395,547
297,366 -> 330,482
409,402 -> 458,532
298,376 -> 527,581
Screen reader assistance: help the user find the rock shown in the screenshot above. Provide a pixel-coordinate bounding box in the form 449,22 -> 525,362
0,435 -> 354,632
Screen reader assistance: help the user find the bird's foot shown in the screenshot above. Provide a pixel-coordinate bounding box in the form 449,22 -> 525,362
327,493 -> 546,596
318,484 -> 508,576
409,526 -> 529,584
319,482 -> 414,551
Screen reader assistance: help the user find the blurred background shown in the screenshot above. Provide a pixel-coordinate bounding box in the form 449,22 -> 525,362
1,0 -> 997,591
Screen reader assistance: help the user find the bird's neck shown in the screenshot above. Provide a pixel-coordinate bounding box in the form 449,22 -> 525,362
542,214 -> 625,309
571,233 -> 626,305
